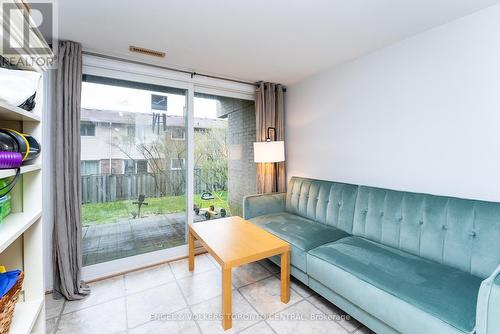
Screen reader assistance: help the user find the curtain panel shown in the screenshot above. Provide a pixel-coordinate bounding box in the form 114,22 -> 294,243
255,82 -> 286,193
52,41 -> 90,300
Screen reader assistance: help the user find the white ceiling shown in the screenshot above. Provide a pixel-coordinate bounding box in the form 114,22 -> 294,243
58,0 -> 500,85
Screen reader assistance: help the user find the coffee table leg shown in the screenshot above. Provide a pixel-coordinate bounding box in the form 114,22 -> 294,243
281,251 -> 290,303
222,267 -> 232,330
188,228 -> 195,272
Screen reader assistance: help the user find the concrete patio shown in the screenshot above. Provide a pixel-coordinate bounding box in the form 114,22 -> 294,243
82,213 -> 205,266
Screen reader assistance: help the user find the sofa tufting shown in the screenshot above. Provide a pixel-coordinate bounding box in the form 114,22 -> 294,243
243,176 -> 500,334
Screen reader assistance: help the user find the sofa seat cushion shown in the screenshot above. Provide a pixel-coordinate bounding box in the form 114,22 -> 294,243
249,212 -> 349,271
308,236 -> 483,333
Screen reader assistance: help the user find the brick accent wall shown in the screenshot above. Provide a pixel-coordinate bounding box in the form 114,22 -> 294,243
225,100 -> 257,216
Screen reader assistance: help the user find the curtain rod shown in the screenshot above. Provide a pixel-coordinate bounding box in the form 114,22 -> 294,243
82,51 -> 286,91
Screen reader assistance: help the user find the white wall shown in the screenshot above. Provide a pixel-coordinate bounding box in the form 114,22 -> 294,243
286,4 -> 500,202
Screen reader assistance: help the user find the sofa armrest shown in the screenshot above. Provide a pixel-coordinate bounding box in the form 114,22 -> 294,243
243,192 -> 286,220
476,264 -> 500,334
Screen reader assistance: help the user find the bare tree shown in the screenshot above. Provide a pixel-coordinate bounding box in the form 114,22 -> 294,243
110,129 -> 185,196
194,127 -> 228,192
111,123 -> 227,198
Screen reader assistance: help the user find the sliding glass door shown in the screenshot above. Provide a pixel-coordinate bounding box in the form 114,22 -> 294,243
80,75 -> 187,266
192,92 -> 256,220
78,59 -> 255,279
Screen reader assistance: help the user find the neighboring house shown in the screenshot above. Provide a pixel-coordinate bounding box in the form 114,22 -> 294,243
80,92 -> 256,216
80,107 -> 227,176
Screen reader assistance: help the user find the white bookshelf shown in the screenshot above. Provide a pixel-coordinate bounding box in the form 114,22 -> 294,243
0,1 -> 50,333
0,101 -> 41,122
0,164 -> 42,180
0,101 -> 44,334
0,100 -> 44,334
0,210 -> 43,253
9,298 -> 44,334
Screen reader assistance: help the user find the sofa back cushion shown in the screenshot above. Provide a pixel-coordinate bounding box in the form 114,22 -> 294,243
286,177 -> 358,234
353,186 -> 500,278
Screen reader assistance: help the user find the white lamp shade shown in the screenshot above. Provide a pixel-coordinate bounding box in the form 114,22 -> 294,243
254,141 -> 285,163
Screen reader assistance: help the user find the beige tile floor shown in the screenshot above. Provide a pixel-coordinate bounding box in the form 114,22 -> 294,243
45,254 -> 375,334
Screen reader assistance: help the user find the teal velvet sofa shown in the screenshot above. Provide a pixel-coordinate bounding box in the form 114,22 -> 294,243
243,176 -> 500,334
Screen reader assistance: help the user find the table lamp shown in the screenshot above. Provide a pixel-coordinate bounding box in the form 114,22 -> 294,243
254,127 -> 285,192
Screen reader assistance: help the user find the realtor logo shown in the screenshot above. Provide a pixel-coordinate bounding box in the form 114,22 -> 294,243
1,1 -> 56,68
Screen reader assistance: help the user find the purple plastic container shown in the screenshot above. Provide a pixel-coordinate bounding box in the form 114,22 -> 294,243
0,152 -> 23,169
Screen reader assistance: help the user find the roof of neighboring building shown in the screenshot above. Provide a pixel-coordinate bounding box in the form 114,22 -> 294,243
81,108 -> 227,129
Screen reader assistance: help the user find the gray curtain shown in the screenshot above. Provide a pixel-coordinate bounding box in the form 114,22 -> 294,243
52,41 -> 90,300
255,82 -> 286,193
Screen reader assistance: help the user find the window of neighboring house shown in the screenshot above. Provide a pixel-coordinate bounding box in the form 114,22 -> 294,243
124,159 -> 136,174
136,160 -> 148,174
81,121 -> 96,136
81,160 -> 99,175
127,124 -> 135,137
170,158 -> 184,170
171,127 -> 185,140
100,159 -> 123,174
151,94 -> 168,111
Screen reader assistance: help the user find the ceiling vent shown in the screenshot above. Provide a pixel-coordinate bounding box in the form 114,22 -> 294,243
129,46 -> 165,58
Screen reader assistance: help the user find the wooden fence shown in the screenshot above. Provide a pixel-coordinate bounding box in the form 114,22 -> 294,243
81,169 -> 227,204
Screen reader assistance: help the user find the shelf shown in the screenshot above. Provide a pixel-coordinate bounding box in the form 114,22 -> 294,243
0,210 -> 42,253
0,101 -> 40,122
10,298 -> 44,334
1,3 -> 46,333
0,164 -> 41,179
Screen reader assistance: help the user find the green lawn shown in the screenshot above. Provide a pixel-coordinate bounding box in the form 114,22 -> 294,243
82,192 -> 228,226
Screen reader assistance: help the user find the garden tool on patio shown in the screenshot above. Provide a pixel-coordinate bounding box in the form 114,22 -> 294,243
132,194 -> 148,219
193,191 -> 227,220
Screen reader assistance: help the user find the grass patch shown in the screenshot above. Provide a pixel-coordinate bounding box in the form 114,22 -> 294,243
82,192 -> 228,226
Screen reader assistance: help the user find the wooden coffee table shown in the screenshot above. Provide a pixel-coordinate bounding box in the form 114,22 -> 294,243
188,216 -> 291,330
